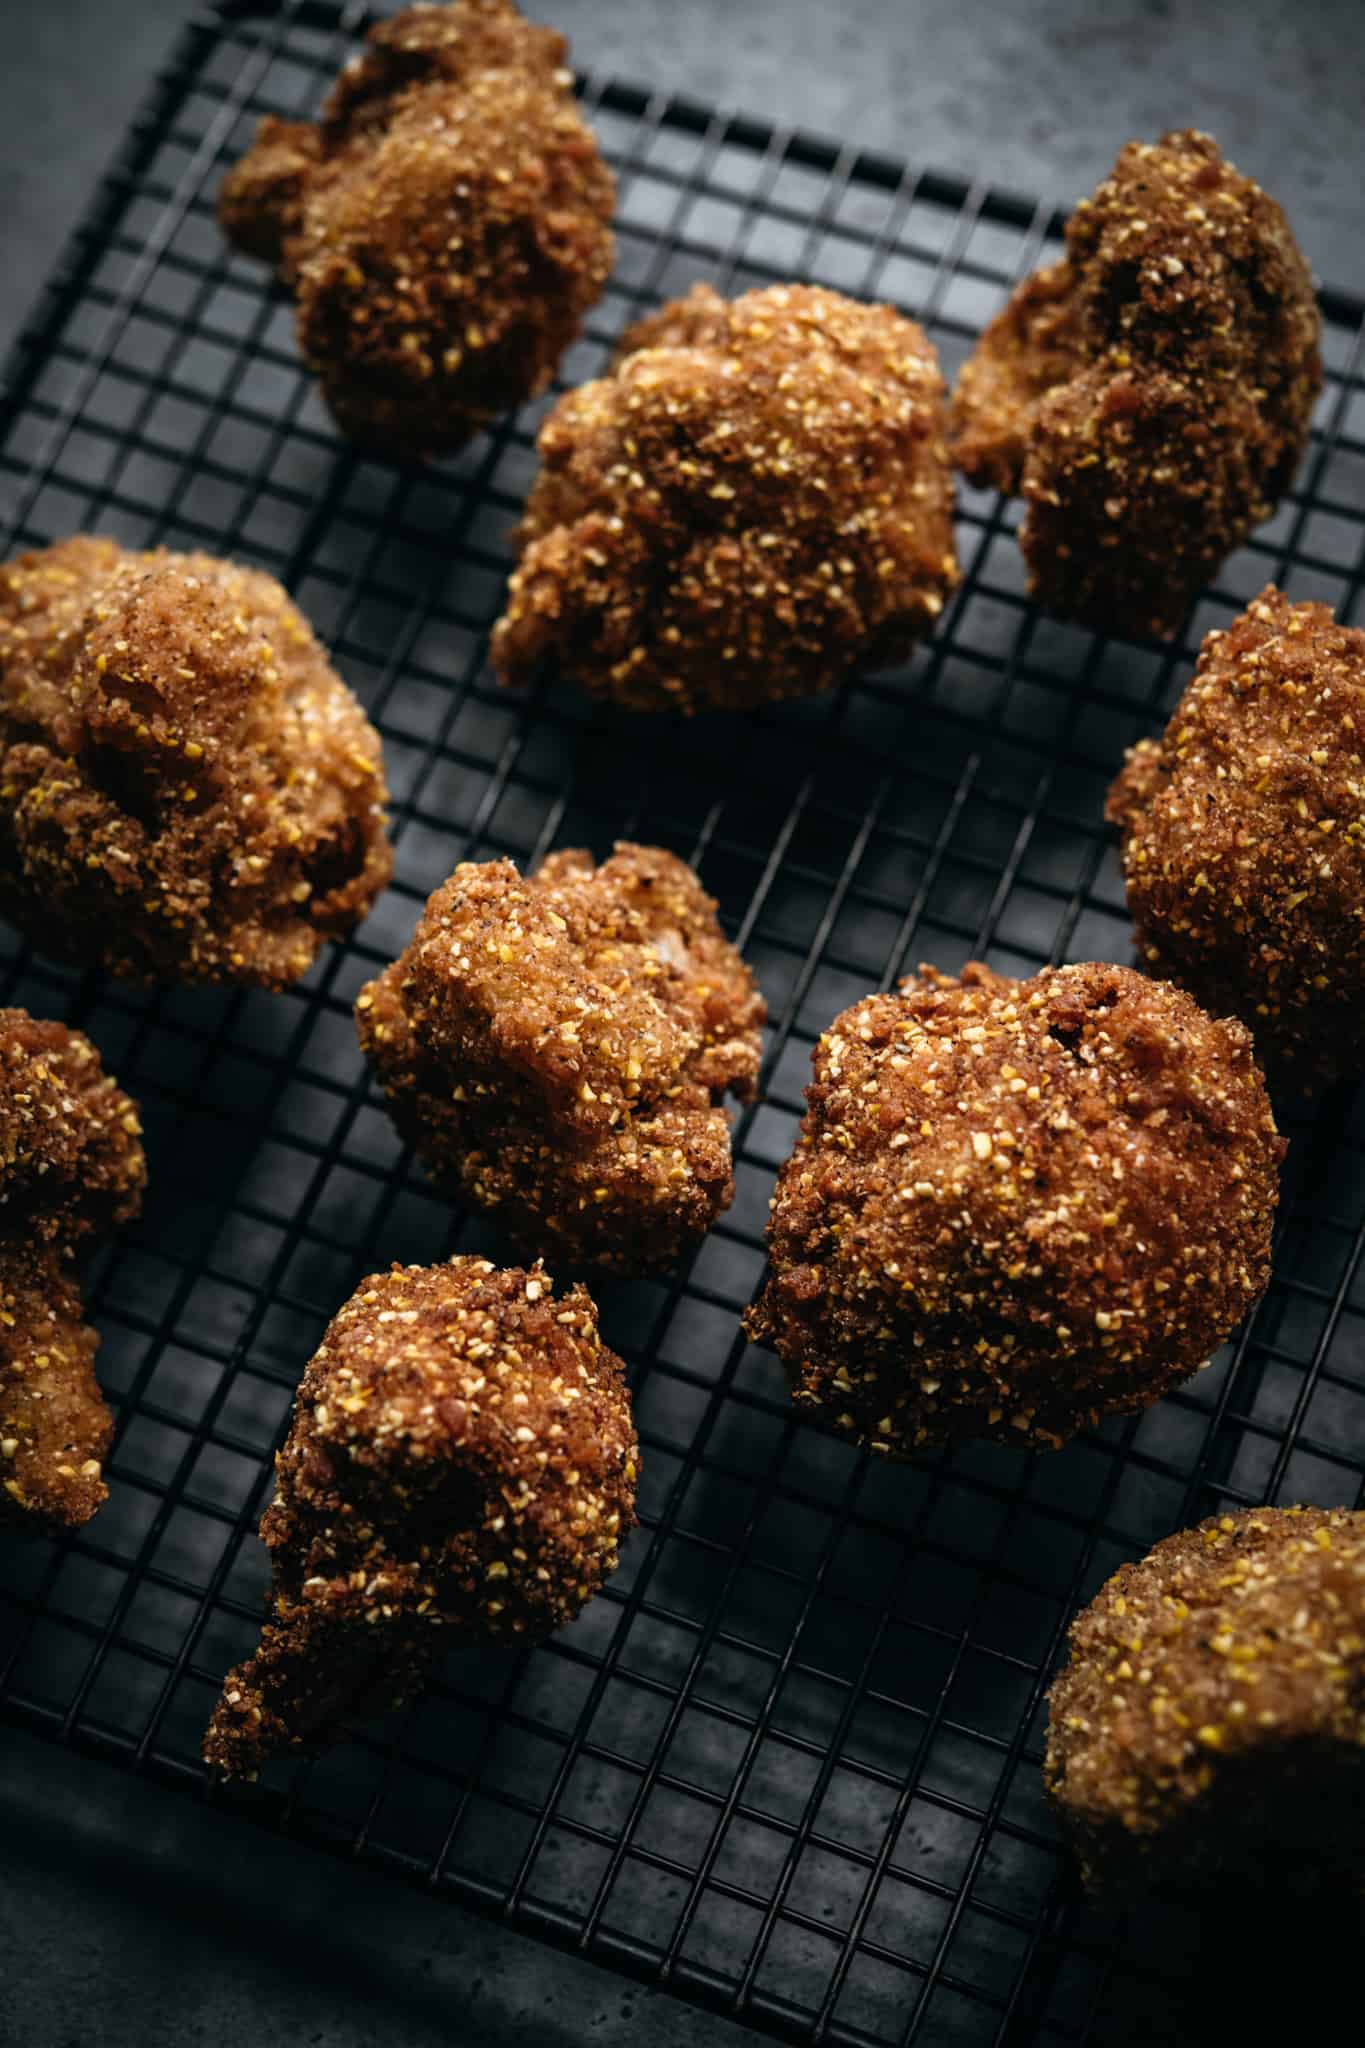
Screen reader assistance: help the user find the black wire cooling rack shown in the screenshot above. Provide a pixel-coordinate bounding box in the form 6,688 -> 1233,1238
2,5 -> 1364,2044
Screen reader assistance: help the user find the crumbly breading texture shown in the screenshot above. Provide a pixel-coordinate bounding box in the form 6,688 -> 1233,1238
0,536 -> 391,987
1046,1507 -> 1365,1897
0,1247 -> 108,1531
204,1256 -> 637,1776
219,0 -> 614,460
357,844 -> 765,1273
491,281 -> 960,713
952,131 -> 1321,638
0,1007 -> 147,1240
0,1009 -> 146,1529
1108,586 -> 1365,1089
745,961 -> 1282,1455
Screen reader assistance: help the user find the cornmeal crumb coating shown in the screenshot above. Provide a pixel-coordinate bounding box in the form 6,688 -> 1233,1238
745,961 -> 1282,1455
1047,1507 -> 1365,1897
357,845 -> 766,1273
1108,586 -> 1365,1090
0,536 -> 391,987
0,1009 -> 146,1530
219,0 -> 614,461
952,131 -> 1321,638
204,1256 -> 637,1776
491,282 -> 959,713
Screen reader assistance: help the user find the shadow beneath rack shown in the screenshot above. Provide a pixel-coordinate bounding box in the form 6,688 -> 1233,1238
0,1728 -> 749,2048
1008,1870 -> 1364,2047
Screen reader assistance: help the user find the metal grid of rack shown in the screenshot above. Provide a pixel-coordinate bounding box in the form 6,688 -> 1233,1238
1,5 -> 1363,2043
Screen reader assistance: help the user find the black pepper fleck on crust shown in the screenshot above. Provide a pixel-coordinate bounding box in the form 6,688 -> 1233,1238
951,131 -> 1321,639
204,1256 -> 637,1779
356,844 -> 765,1274
1108,586 -> 1365,1091
0,1009 -> 146,1530
491,281 -> 959,713
219,0 -> 614,462
1046,1507 -> 1365,1899
744,961 -> 1282,1455
0,536 -> 392,987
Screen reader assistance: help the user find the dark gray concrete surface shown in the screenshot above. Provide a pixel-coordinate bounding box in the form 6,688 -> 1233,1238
551,0 -> 1362,287
0,1725 -> 759,2048
0,5 -> 1361,2046
1,0 -> 1360,379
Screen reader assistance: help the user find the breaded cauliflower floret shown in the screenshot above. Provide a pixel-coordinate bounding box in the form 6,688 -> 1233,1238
952,131 -> 1321,638
1047,1507 -> 1365,1898
219,0 -> 615,460
1108,586 -> 1365,1088
204,1256 -> 637,1777
0,1009 -> 145,1530
357,844 -> 766,1272
745,962 -> 1283,1455
0,536 -> 391,987
492,282 -> 959,712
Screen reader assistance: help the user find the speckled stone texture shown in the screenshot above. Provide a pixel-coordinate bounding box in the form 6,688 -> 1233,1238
1,0 -> 1359,373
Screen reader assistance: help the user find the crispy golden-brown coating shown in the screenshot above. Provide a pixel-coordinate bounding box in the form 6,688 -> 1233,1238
0,536 -> 391,987
218,118 -> 321,268
204,1256 -> 637,1776
0,1247 -> 108,1531
357,844 -> 765,1273
0,1009 -> 147,1242
0,1009 -> 145,1529
1108,586 -> 1365,1090
952,132 -> 1321,638
745,961 -> 1282,1454
219,0 -> 615,460
1047,1507 -> 1365,1898
492,282 -> 959,713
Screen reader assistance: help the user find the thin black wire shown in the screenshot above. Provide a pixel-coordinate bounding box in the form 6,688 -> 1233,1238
0,11 -> 1363,2048
56,13 -> 379,1750
1,0 -> 386,1739
520,149 -> 1012,1985
1013,301 -> 1365,2048
526,125 -> 946,1965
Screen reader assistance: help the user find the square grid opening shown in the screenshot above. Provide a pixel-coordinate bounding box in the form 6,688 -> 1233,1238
2,6 -> 1363,2046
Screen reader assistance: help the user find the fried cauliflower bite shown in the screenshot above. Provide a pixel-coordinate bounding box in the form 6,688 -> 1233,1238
219,0 -> 615,461
0,537 -> 391,987
1108,587 -> 1365,1091
744,961 -> 1283,1456
204,1256 -> 637,1777
357,844 -> 765,1273
952,131 -> 1321,639
491,282 -> 960,713
1046,1507 -> 1365,1899
0,1009 -> 146,1529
